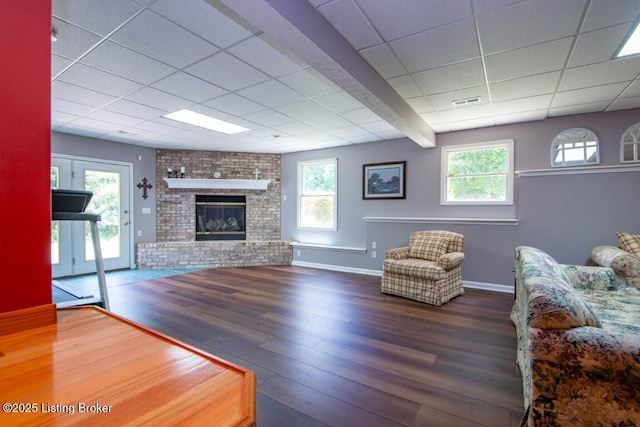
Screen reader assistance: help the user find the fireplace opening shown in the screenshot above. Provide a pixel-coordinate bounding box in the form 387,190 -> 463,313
196,195 -> 246,241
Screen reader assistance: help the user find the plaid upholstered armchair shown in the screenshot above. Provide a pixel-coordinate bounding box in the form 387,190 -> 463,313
381,230 -> 465,306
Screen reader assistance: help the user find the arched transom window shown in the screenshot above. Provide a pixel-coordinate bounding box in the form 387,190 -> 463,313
551,128 -> 599,167
621,122 -> 640,163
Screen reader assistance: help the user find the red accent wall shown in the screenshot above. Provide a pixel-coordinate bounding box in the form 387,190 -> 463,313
0,1 -> 52,312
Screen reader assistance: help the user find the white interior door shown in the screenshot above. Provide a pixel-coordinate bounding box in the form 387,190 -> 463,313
51,156 -> 132,277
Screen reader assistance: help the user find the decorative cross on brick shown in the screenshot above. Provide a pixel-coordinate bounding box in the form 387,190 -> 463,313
136,177 -> 153,200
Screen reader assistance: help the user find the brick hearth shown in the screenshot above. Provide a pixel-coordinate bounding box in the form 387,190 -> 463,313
136,149 -> 292,269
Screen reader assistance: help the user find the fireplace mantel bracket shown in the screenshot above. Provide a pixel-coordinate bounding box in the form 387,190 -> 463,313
163,178 -> 271,190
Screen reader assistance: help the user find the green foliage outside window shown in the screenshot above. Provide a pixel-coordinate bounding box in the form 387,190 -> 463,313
84,171 -> 120,240
445,144 -> 510,203
299,159 -> 336,229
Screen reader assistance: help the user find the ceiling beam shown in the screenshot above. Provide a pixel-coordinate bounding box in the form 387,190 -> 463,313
208,0 -> 436,148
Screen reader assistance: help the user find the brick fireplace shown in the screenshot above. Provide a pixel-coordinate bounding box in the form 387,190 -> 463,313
136,149 -> 292,269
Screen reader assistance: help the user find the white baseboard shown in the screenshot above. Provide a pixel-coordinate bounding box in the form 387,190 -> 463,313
291,261 -> 513,293
291,261 -> 382,276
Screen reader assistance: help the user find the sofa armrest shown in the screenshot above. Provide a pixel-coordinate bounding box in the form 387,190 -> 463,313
560,264 -> 617,291
438,252 -> 464,270
592,245 -> 640,287
529,327 -> 640,375
385,247 -> 409,260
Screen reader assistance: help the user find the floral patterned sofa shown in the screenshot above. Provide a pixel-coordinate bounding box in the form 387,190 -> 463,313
591,232 -> 640,288
512,246 -> 640,427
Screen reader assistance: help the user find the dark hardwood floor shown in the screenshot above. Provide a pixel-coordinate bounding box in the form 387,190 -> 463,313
106,266 -> 524,427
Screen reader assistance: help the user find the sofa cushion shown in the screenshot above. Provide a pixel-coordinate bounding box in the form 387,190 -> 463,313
383,258 -> 445,280
526,277 -> 602,329
617,232 -> 640,258
408,235 -> 448,261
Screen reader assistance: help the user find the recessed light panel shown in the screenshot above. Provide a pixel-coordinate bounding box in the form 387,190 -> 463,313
163,109 -> 250,134
616,21 -> 640,58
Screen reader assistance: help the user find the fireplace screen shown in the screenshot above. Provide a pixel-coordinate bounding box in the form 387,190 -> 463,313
196,195 -> 246,241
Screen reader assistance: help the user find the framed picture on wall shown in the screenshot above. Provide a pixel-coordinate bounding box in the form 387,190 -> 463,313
362,161 -> 406,199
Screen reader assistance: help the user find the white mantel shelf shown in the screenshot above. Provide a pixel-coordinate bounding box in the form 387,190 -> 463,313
163,178 -> 271,190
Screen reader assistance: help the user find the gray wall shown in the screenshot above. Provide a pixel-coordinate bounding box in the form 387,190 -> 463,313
51,131 -> 157,244
281,108 -> 640,287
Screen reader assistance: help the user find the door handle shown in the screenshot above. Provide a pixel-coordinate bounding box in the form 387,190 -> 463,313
123,221 -> 129,226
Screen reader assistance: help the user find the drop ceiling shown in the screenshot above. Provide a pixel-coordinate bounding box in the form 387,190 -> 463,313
51,0 -> 640,153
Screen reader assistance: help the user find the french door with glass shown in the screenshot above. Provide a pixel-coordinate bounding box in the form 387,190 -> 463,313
51,156 -> 131,278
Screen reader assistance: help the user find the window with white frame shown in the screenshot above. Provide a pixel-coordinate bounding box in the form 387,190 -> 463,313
441,140 -> 514,205
551,128 -> 599,167
298,158 -> 337,229
621,122 -> 640,163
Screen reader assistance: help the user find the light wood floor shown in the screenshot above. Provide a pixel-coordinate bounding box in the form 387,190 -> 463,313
106,265 -> 524,427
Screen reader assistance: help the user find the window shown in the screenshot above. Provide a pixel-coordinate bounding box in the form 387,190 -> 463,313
551,128 -> 599,167
298,158 -> 337,229
441,140 -> 514,205
621,122 -> 640,163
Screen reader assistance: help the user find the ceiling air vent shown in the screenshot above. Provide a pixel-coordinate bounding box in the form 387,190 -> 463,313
452,97 -> 481,107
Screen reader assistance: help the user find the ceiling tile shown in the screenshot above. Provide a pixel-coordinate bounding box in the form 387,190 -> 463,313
184,52 -> 270,92
581,0 -> 640,32
272,122 -> 319,136
51,54 -> 73,78
490,72 -> 561,102
103,99 -> 166,120
51,98 -> 96,116
559,57 -> 640,91
51,19 -> 102,60
492,94 -> 553,115
552,82 -> 629,108
485,38 -> 573,82
549,100 -> 611,117
389,19 -> 480,73
110,10 -> 219,68
359,44 -> 407,78
313,91 -> 364,113
474,0 -> 526,15
317,0 -> 382,50
51,81 -> 117,108
126,87 -> 193,112
387,75 -> 422,98
569,24 -> 632,68
276,100 -> 333,121
80,41 -> 176,85
620,80 -> 640,98
340,108 -> 382,124
448,117 -> 496,131
85,110 -> 145,127
608,95 -> 640,111
304,114 -> 353,130
228,36 -> 306,78
478,0 -> 587,54
57,63 -> 144,97
405,97 -> 435,114
237,80 -> 305,108
412,59 -> 485,95
132,120 -> 184,135
150,0 -> 254,48
438,104 -> 493,122
243,109 -> 296,127
204,94 -> 265,117
427,86 -> 489,111
494,110 -> 547,125
278,69 -> 339,98
152,72 -> 227,103
353,0 -> 472,41
52,111 -> 81,127
360,120 -> 397,133
53,0 -> 142,36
